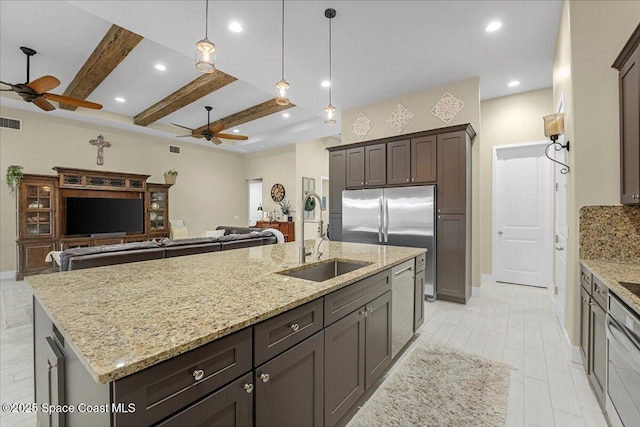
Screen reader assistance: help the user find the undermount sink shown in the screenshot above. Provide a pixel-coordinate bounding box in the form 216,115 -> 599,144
277,259 -> 371,282
619,282 -> 640,297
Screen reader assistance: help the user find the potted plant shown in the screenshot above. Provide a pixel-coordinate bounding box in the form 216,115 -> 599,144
164,169 -> 178,185
6,165 -> 24,196
279,199 -> 294,222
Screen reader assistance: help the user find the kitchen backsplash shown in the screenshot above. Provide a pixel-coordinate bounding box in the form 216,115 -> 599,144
579,205 -> 640,261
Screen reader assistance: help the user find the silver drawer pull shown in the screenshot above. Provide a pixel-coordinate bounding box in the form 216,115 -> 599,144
244,383 -> 254,394
193,369 -> 205,381
360,310 -> 368,317
290,323 -> 300,332
367,307 -> 373,313
260,373 -> 270,383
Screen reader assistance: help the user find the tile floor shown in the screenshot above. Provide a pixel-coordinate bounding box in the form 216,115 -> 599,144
0,279 -> 609,427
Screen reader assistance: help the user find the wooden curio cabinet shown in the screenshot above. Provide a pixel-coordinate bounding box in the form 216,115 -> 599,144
148,184 -> 171,239
16,175 -> 58,279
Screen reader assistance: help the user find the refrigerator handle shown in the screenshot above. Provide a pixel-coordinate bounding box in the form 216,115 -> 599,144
378,197 -> 383,243
384,199 -> 389,242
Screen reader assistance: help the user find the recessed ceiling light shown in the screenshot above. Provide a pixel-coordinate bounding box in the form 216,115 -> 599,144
228,21 -> 243,33
115,97 -> 125,103
321,80 -> 331,88
485,21 -> 502,33
233,129 -> 240,133
282,113 -> 290,118
508,80 -> 520,88
155,64 -> 166,71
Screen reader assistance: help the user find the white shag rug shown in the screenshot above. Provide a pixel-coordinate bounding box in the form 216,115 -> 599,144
349,345 -> 510,427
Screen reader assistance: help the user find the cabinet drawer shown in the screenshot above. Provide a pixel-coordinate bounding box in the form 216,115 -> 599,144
580,264 -> 592,291
254,298 -> 324,366
591,276 -> 608,310
415,253 -> 426,273
324,270 -> 391,326
113,328 -> 252,427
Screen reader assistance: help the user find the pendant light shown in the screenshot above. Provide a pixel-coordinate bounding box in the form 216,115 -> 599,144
195,0 -> 216,73
275,0 -> 290,105
324,8 -> 337,125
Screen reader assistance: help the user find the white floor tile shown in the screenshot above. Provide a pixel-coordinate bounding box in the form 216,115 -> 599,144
524,348 -> 548,382
506,379 -> 525,427
582,407 -> 608,427
553,409 -> 586,427
524,326 -> 544,350
547,368 -> 583,416
524,376 -> 555,426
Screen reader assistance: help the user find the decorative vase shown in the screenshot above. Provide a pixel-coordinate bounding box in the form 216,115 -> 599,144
287,215 -> 293,222
164,173 -> 176,185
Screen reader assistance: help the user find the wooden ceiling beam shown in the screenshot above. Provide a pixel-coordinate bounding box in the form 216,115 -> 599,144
60,25 -> 143,111
195,99 -> 295,134
134,72 -> 237,126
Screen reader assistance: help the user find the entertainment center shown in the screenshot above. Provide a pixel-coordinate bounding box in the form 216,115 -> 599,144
15,167 -> 172,279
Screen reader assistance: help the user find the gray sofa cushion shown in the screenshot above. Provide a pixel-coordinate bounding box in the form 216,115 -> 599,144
162,237 -> 217,247
67,247 -> 165,271
216,225 -> 262,235
59,241 -> 162,271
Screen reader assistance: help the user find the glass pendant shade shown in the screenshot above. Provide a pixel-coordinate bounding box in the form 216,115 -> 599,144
195,38 -> 216,73
275,79 -> 290,106
324,104 -> 336,125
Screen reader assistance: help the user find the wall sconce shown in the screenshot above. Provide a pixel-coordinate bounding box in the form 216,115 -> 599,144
543,113 -> 570,174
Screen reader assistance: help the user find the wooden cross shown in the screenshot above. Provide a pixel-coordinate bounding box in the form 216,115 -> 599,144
89,135 -> 111,165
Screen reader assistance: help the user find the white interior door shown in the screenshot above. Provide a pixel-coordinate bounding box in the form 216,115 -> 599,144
248,180 -> 263,226
493,143 -> 553,288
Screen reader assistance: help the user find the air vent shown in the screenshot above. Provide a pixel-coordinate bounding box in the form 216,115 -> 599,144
169,145 -> 180,154
0,117 -> 22,131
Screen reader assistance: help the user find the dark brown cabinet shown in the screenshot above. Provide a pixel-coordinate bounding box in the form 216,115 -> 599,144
148,184 -> 171,239
157,373 -> 253,427
578,263 -> 608,410
437,131 -> 470,215
255,332 -> 324,427
346,147 -> 365,188
385,136 -> 437,186
437,215 -> 470,303
328,213 -> 342,241
387,139 -> 411,185
613,24 -> 640,205
329,150 -> 346,214
324,291 -> 392,427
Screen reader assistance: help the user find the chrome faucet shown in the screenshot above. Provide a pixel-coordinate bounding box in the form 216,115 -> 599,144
299,191 -> 326,263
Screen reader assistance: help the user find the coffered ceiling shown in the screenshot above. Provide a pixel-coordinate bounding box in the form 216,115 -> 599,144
0,1 -> 562,153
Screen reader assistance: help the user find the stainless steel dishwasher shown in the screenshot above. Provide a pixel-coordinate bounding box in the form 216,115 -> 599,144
391,259 -> 415,358
606,294 -> 640,427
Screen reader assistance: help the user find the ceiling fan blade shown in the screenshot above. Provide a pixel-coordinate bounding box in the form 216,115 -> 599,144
171,123 -> 195,131
216,133 -> 248,140
32,96 -> 56,111
211,137 -> 223,145
27,75 -> 60,94
42,93 -> 102,109
209,123 -> 224,134
0,80 -> 16,88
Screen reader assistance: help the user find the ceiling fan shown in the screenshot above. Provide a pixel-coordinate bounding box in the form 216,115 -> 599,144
172,106 -> 249,145
0,47 -> 102,112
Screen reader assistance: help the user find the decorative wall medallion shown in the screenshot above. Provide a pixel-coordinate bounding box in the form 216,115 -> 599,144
350,113 -> 373,139
89,135 -> 111,165
386,104 -> 415,133
430,92 -> 465,124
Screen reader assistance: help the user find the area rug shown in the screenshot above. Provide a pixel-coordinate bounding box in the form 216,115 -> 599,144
348,345 -> 510,427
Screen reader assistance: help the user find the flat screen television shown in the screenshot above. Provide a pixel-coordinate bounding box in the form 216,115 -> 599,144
65,197 -> 144,236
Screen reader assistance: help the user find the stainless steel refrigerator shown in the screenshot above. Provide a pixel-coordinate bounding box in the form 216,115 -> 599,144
342,186 -> 436,300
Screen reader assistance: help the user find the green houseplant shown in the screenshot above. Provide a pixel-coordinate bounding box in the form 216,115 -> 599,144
164,169 -> 178,185
279,199 -> 294,222
6,165 -> 24,196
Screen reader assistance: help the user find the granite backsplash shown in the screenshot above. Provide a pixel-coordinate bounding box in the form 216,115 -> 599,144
579,205 -> 640,261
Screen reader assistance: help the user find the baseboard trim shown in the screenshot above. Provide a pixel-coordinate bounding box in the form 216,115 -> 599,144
472,286 -> 482,297
481,273 -> 495,284
563,327 -> 582,364
0,270 -> 16,280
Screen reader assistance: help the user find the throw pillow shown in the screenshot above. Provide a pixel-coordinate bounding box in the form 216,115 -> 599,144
170,225 -> 189,240
204,229 -> 225,238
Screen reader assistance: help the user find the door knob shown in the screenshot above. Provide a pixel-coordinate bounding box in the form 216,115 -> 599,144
290,323 -> 300,332
244,383 -> 254,393
193,369 -> 205,381
498,231 -> 503,235
556,246 -> 564,251
260,373 -> 270,383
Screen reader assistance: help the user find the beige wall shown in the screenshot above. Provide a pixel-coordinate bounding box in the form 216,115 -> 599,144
555,0 -> 640,345
0,106 -> 247,272
479,88 -> 553,276
341,77 -> 482,288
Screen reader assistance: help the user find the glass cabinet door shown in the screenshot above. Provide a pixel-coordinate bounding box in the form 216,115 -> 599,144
149,190 -> 167,232
25,184 -> 54,237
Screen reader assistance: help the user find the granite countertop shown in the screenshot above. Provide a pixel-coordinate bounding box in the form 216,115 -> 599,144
26,241 -> 425,384
580,258 -> 640,315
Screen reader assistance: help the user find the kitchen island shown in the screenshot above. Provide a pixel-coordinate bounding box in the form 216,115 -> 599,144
27,240 -> 426,426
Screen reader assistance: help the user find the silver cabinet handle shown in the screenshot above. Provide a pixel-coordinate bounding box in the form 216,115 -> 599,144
365,182 -> 368,185
360,310 -> 368,317
193,369 -> 205,381
367,307 -> 373,313
411,178 -> 415,182
406,178 -> 409,182
290,323 -> 300,332
260,373 -> 270,383
244,383 -> 254,393
595,286 -> 605,296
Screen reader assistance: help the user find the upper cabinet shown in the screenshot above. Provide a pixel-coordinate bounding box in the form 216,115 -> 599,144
437,131 -> 471,215
148,184 -> 171,239
329,151 -> 346,214
613,24 -> 640,205
345,144 -> 387,189
387,136 -> 437,186
19,176 -> 57,239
